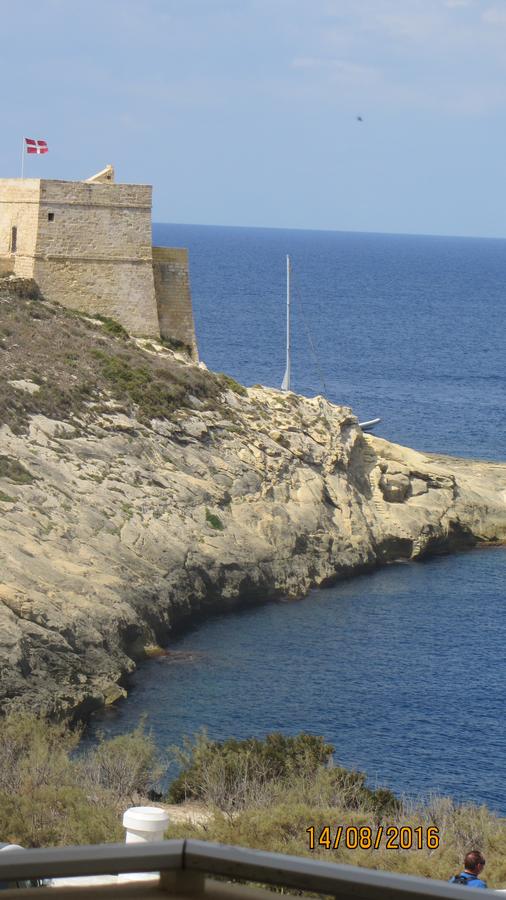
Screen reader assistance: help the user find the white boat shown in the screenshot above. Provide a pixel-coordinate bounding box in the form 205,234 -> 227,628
357,417 -> 381,431
280,254 -> 380,433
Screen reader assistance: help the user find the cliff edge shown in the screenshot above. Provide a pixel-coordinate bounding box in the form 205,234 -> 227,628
1,279 -> 505,718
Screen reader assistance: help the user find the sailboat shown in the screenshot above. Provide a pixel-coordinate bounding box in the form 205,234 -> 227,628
280,254 -> 380,432
281,255 -> 291,391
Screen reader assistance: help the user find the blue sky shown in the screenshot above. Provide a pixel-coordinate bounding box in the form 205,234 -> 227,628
1,0 -> 506,237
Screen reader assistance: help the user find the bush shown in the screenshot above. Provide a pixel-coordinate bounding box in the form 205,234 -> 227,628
91,351 -> 152,391
0,712 -> 160,848
0,785 -> 121,849
218,373 -> 247,396
0,714 -> 79,797
93,314 -> 129,340
90,350 -> 196,421
167,731 -> 334,810
0,456 -> 36,484
160,336 -> 193,356
81,724 -> 163,804
164,733 -> 506,885
281,766 -> 400,819
2,278 -> 43,301
205,508 -> 224,531
1,711 -> 504,889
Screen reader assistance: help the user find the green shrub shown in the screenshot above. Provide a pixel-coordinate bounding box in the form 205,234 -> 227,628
205,508 -> 224,531
218,373 -> 247,396
91,351 -> 151,389
167,731 -> 334,810
82,724 -> 163,804
93,314 -> 129,340
160,336 -> 192,355
164,733 -> 506,885
90,350 -> 192,421
4,279 -> 43,301
0,713 -> 79,797
0,714 -> 120,847
0,785 -> 121,849
0,456 -> 36,484
0,712 -> 160,848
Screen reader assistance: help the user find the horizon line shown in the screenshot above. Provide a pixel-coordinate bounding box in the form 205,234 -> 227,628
152,220 -> 506,243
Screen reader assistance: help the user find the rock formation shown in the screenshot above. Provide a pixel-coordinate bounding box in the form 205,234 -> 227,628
0,279 -> 505,719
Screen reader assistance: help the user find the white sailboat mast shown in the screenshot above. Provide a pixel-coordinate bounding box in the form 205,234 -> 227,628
281,254 -> 291,391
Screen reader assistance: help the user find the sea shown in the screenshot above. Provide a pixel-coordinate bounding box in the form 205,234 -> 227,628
87,225 -> 506,813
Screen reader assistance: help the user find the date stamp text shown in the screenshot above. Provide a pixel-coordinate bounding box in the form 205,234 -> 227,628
306,825 -> 440,851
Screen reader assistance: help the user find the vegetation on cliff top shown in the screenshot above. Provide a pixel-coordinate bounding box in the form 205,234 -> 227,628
0,712 -> 159,847
0,277 -> 240,433
165,731 -> 492,882
3,714 -> 506,888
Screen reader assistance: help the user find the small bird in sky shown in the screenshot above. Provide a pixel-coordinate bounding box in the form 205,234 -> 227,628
356,116 -> 363,122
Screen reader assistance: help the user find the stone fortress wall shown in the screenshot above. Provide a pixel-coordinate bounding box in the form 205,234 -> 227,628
34,179 -> 161,337
0,179 -> 40,278
152,247 -> 198,356
0,168 -> 197,355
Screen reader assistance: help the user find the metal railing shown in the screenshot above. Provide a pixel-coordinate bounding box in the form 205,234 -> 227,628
0,838 -> 485,899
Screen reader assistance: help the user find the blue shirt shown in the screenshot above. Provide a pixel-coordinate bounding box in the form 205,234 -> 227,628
451,872 -> 487,889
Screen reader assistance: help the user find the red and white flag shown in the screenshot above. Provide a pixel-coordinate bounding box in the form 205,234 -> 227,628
24,138 -> 48,155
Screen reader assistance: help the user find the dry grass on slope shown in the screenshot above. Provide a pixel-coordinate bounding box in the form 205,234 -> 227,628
164,732 -> 506,888
0,277 -> 244,434
167,789 -> 506,887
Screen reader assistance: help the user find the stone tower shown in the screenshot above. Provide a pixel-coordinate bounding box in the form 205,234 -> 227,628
0,167 -> 198,357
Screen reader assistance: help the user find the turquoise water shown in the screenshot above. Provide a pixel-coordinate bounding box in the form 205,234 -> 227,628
89,225 -> 506,811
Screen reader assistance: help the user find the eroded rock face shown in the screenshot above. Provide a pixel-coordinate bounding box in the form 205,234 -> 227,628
0,387 -> 505,719
379,472 -> 410,502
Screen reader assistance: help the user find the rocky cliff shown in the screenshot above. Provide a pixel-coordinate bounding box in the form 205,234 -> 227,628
1,278 -> 505,719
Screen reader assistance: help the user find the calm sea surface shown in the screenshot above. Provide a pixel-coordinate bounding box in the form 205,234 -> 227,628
89,225 -> 506,812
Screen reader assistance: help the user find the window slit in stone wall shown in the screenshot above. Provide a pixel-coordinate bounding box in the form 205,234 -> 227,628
48,212 -> 54,222
10,226 -> 17,253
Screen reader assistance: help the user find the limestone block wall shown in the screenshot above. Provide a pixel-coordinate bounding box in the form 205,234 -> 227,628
32,180 -> 160,337
32,258 -> 160,336
36,181 -> 154,260
0,179 -> 40,278
152,247 -> 198,359
0,258 -> 14,275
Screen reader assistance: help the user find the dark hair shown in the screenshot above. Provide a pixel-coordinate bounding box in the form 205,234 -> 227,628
464,851 -> 485,872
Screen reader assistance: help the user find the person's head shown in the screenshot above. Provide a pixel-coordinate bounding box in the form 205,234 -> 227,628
464,851 -> 486,874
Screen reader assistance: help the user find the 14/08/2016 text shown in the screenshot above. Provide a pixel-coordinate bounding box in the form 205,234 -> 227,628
306,825 -> 440,851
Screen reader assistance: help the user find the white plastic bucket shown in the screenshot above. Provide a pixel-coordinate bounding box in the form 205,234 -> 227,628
118,806 -> 170,884
122,806 -> 169,844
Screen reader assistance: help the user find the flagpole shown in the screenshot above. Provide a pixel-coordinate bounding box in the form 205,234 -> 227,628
21,137 -> 24,179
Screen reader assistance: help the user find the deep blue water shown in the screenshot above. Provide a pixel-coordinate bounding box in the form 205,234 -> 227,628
89,225 -> 506,812
154,225 -> 505,459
